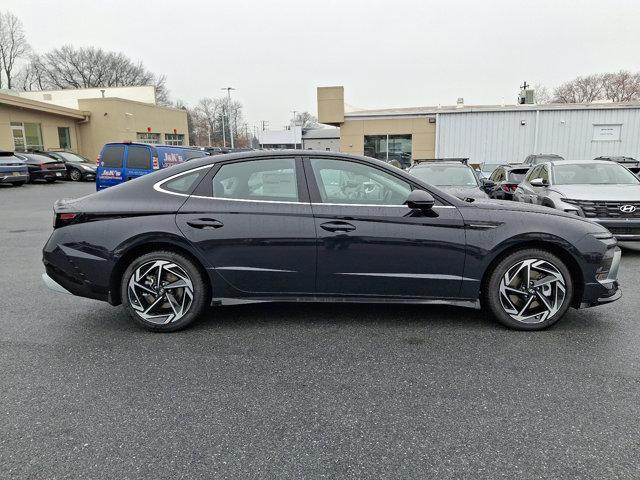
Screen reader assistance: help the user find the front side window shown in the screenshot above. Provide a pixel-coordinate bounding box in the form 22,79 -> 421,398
101,146 -> 125,168
126,145 -> 151,169
539,166 -> 549,183
212,158 -> 299,202
310,158 -> 411,205
136,132 -> 160,144
527,165 -> 541,182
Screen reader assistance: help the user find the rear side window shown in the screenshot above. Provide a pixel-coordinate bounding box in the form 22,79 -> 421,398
101,146 -> 124,168
162,170 -> 207,194
212,158 -> 299,202
126,145 -> 151,169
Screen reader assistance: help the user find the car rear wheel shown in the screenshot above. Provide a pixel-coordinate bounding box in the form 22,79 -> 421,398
69,168 -> 82,181
483,249 -> 573,330
120,251 -> 209,332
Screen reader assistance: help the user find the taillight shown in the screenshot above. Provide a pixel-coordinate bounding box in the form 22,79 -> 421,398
501,183 -> 517,193
54,212 -> 79,229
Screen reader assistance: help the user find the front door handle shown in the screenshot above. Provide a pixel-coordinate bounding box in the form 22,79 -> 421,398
320,221 -> 356,232
186,218 -> 224,229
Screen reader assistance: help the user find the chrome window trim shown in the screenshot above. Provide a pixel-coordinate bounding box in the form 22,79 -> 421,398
154,166 -> 455,209
153,165 -> 214,198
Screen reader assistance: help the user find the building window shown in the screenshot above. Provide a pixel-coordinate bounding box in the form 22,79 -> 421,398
10,122 -> 43,152
136,132 -> 161,144
58,127 -> 71,149
364,134 -> 412,168
165,133 -> 184,146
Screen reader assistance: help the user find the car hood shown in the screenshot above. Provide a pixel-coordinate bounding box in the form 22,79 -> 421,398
551,184 -> 640,200
439,185 -> 488,200
467,198 -> 600,225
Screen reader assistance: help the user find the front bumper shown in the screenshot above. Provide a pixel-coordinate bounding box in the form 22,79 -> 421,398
592,218 -> 640,241
579,246 -> 622,308
42,273 -> 72,295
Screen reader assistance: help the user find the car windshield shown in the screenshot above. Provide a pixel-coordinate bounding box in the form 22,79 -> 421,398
55,152 -> 92,164
554,163 -> 640,185
411,165 -> 478,186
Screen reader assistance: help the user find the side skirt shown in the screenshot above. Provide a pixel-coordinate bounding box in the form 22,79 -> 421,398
212,296 -> 481,309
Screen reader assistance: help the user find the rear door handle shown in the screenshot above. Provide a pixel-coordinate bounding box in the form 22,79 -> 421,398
186,218 -> 224,229
320,221 -> 356,232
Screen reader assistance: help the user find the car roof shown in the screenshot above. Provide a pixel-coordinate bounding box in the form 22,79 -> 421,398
410,162 -> 470,168
546,159 -> 619,166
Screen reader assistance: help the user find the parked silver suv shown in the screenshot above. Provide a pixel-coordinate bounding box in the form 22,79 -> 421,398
514,159 -> 640,240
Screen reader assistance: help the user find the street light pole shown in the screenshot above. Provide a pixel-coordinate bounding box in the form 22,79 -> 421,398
221,87 -> 236,149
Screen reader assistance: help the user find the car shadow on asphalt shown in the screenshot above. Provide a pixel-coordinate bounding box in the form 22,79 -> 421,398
83,301 -> 614,336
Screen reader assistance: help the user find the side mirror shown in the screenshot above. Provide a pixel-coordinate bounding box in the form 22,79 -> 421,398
530,178 -> 547,187
405,189 -> 435,210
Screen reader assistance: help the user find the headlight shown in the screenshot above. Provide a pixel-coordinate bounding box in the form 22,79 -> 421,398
81,165 -> 95,172
564,209 -> 579,215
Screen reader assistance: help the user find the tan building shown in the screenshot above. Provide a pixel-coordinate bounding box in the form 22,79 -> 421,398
0,87 -> 189,161
317,86 -> 436,167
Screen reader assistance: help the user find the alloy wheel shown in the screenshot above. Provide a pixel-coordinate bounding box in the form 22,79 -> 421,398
127,260 -> 194,325
70,169 -> 81,181
499,258 -> 566,324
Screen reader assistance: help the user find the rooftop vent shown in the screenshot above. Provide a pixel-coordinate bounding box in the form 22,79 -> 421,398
456,97 -> 464,108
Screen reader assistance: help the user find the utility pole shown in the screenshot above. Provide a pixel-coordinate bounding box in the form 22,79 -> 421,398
290,110 -> 298,149
207,123 -> 212,147
221,87 -> 236,149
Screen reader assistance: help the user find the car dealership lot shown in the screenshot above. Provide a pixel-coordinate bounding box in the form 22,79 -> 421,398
1,182 -> 640,479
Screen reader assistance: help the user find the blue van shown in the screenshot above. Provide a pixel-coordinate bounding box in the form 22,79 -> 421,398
96,142 -> 209,190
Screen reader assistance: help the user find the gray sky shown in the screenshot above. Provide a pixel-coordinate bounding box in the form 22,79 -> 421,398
4,0 -> 640,129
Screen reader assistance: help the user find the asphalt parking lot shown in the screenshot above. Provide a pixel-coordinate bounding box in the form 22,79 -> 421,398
1,181 -> 639,479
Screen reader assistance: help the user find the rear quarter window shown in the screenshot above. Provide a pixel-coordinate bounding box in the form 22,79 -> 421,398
126,145 -> 151,169
101,146 -> 125,168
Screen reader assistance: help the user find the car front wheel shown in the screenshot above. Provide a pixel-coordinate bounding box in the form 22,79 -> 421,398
483,249 -> 573,330
69,168 -> 82,181
120,251 -> 209,332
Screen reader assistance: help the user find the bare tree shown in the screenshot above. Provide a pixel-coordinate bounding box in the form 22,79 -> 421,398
16,45 -> 171,104
553,74 -> 604,103
602,70 -> 640,102
0,12 -> 30,89
291,111 -> 320,129
532,83 -> 552,104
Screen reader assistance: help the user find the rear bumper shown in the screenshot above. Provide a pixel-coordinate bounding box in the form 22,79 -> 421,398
0,173 -> 29,183
30,169 -> 67,181
593,218 -> 640,241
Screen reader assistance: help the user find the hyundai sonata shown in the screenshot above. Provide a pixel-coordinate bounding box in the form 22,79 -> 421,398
43,151 -> 621,332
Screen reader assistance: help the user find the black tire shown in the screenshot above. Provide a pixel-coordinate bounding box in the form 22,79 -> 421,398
120,250 -> 209,332
69,168 -> 82,181
45,178 -> 56,183
13,181 -> 25,187
482,248 -> 574,331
